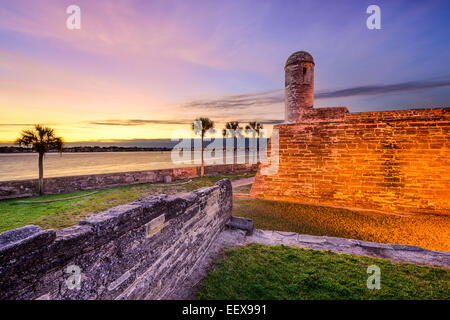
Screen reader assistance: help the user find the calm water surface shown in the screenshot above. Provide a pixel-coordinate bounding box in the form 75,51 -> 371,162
0,151 -> 249,181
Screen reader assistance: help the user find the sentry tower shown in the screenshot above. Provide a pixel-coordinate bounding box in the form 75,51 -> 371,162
284,51 -> 315,123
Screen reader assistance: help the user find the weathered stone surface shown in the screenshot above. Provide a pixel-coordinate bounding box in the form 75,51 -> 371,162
285,51 -> 315,123
0,179 -> 233,300
0,225 -> 42,247
163,196 -> 190,220
298,234 -> 327,244
226,217 -> 254,235
0,228 -> 56,265
79,204 -> 145,238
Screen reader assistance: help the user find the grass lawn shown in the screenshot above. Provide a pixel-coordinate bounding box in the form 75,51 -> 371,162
233,192 -> 450,252
0,171 -> 255,232
197,243 -> 450,300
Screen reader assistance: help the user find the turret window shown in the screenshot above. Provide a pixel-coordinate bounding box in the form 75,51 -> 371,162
302,64 -> 312,84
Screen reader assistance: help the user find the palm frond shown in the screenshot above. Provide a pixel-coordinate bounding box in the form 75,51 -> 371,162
15,125 -> 64,153
192,118 -> 215,136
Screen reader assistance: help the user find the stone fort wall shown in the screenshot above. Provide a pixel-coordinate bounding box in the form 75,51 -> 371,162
251,107 -> 450,215
0,179 -> 232,300
0,163 -> 257,200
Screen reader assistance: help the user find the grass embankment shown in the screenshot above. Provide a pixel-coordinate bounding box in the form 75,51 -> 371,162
0,172 -> 255,232
197,243 -> 450,300
233,190 -> 450,252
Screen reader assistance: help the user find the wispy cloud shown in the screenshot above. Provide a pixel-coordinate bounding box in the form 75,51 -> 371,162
88,118 -> 283,127
183,78 -> 450,110
184,89 -> 282,110
0,123 -> 36,127
315,78 -> 450,99
88,119 -> 193,126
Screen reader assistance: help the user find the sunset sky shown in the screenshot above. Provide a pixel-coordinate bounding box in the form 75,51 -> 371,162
0,0 -> 449,143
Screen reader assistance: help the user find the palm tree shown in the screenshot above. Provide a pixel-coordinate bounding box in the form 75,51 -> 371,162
222,121 -> 243,171
245,122 -> 263,137
192,118 -> 215,177
16,125 -> 64,195
245,122 -> 264,163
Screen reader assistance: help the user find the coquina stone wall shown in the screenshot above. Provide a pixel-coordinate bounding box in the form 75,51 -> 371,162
0,179 -> 232,300
251,107 -> 450,215
0,164 -> 257,200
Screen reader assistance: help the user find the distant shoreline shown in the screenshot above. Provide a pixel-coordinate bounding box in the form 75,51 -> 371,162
0,146 -> 257,154
0,146 -> 173,153
0,138 -> 268,153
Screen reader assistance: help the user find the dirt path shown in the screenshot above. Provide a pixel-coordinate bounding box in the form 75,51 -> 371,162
173,177 -> 255,198
231,177 -> 254,188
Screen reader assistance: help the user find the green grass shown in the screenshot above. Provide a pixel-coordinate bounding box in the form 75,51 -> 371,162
233,195 -> 450,252
197,243 -> 450,300
0,171 -> 255,232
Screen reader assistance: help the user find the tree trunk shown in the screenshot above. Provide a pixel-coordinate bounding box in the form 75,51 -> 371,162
232,136 -> 235,172
38,152 -> 44,195
256,134 -> 260,164
201,134 -> 204,177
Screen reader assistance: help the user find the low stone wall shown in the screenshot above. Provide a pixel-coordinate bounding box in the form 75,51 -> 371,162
0,179 -> 233,300
0,163 -> 257,200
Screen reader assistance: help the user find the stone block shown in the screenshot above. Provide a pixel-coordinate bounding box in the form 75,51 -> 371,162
226,217 -> 254,235
0,228 -> 56,264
